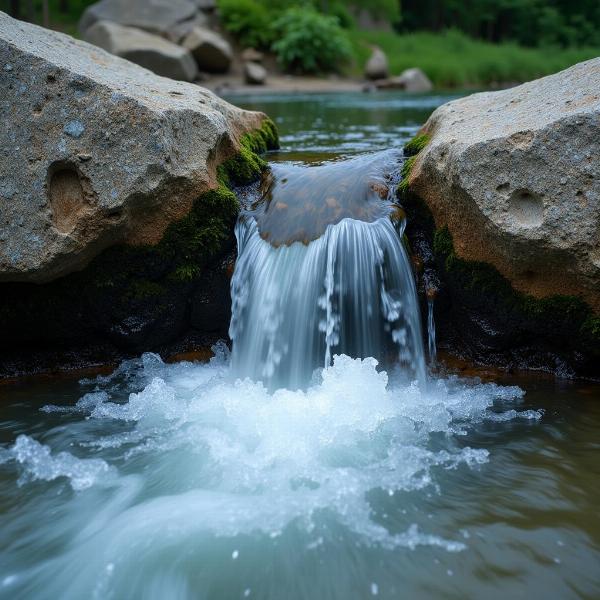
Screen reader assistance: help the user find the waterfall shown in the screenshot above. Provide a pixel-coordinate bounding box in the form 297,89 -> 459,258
229,151 -> 426,390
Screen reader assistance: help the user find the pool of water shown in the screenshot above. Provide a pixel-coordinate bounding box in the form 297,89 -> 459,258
1,91 -> 599,599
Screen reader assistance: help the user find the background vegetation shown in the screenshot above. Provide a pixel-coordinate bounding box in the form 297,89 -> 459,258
3,0 -> 600,85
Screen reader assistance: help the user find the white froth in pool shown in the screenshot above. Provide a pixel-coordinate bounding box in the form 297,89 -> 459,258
0,346 -> 540,599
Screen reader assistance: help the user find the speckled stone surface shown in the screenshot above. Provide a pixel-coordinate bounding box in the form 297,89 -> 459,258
0,12 -> 266,283
410,58 -> 600,311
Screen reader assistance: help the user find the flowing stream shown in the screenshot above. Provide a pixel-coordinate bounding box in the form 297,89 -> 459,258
0,92 -> 599,599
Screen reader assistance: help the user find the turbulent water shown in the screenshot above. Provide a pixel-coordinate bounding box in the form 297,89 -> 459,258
1,91 -> 599,599
0,348 -> 541,599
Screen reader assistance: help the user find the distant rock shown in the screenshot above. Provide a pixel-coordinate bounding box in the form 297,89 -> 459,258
165,14 -> 208,44
84,21 -> 198,82
365,47 -> 388,80
0,12 -> 268,283
409,57 -> 600,312
396,68 -> 433,92
182,27 -> 232,73
79,0 -> 197,36
375,68 -> 433,92
244,61 -> 267,85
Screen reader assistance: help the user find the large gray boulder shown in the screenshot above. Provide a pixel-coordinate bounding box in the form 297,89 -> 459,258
0,12 -> 267,283
84,21 -> 198,82
409,58 -> 600,312
182,27 -> 232,73
79,0 -> 197,36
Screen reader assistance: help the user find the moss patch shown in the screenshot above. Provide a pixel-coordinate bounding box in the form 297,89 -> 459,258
398,133 -> 430,199
220,118 -> 279,186
403,133 -> 430,157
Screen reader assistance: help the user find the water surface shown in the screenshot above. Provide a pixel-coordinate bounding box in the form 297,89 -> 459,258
1,91 -> 599,600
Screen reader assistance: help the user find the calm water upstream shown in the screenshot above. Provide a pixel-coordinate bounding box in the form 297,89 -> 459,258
1,92 -> 599,600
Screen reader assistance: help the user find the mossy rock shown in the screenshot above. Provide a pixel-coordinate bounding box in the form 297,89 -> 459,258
0,120 -> 279,365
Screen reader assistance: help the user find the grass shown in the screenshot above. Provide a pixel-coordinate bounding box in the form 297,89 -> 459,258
348,29 -> 600,87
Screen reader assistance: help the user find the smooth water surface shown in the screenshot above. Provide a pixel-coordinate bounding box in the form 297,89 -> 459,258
0,92 -> 599,599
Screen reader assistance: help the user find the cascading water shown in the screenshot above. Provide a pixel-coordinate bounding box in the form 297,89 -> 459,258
0,147 -> 546,600
230,150 -> 426,391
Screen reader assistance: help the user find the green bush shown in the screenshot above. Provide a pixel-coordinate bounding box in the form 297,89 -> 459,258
271,7 -> 352,73
217,0 -> 274,49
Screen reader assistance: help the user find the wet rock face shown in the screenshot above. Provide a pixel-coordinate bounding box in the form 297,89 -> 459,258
0,12 -> 266,283
410,58 -> 600,312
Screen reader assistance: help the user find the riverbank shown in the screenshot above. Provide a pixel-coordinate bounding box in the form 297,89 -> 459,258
349,29 -> 600,88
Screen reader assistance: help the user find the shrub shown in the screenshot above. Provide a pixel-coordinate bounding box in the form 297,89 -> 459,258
217,0 -> 274,49
271,7 -> 352,73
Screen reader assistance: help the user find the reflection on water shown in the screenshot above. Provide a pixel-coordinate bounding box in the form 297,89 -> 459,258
227,91 -> 463,157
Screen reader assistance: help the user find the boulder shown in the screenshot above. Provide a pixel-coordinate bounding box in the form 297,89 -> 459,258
244,61 -> 267,85
182,27 -> 232,73
376,68 -> 433,92
0,12 -> 269,284
84,21 -> 198,82
397,68 -> 433,92
409,58 -> 600,313
365,47 -> 388,80
165,13 -> 208,44
79,0 -> 197,36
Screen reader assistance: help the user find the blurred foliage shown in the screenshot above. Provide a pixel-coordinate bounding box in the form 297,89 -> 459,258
217,0 -> 274,48
398,0 -> 600,48
349,28 -> 600,86
2,0 -> 96,35
272,7 -> 352,73
4,0 -> 600,81
217,0 -> 353,72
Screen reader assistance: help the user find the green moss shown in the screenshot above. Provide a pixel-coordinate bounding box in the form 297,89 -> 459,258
397,156 -> 416,199
403,133 -> 430,157
220,118 -> 279,186
397,133 -> 430,200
